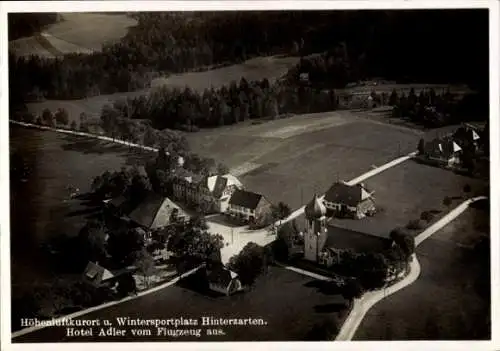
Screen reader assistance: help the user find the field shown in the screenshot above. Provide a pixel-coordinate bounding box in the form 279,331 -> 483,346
151,56 -> 299,92
14,266 -> 350,342
328,161 -> 487,238
24,55 -> 299,124
9,126 -> 151,291
9,13 -> 137,57
185,111 -> 422,211
354,207 -> 490,340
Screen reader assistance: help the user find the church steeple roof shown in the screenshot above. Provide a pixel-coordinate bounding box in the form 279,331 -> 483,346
305,194 -> 326,220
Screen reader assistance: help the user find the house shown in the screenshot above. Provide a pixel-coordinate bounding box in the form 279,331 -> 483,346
82,261 -> 137,288
173,174 -> 243,213
227,189 -> 272,225
424,138 -> 462,167
128,193 -> 189,232
453,124 -> 481,151
303,195 -> 390,264
323,181 -> 376,219
206,266 -> 243,296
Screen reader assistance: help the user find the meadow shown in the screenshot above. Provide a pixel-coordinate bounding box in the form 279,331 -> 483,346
185,111 -> 421,210
9,13 -> 137,57
354,207 -> 490,340
328,161 -> 487,238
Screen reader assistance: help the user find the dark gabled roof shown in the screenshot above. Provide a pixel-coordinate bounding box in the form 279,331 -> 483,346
128,192 -> 187,229
229,189 -> 264,210
323,182 -> 371,207
322,226 -> 391,253
207,267 -> 238,288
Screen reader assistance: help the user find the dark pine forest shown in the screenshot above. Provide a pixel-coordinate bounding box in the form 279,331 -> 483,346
9,10 -> 489,130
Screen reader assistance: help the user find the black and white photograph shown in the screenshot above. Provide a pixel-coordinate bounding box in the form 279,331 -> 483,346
1,1 -> 498,349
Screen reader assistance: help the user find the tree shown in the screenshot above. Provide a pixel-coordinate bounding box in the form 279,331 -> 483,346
341,279 -> 364,299
463,184 -> 472,195
42,108 -> 54,126
420,211 -> 434,222
418,138 -> 425,155
77,219 -> 109,263
389,228 -> 415,259
271,202 -> 291,221
443,196 -> 453,208
389,89 -> 399,106
228,242 -> 268,286
70,120 -> 77,130
116,274 -> 137,297
134,249 -> 155,289
107,228 -> 145,266
54,108 -> 69,126
168,220 -> 224,263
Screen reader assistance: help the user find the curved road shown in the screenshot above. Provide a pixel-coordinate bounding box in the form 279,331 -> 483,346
335,196 -> 488,341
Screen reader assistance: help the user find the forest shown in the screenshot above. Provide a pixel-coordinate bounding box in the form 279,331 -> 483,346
9,10 -> 489,109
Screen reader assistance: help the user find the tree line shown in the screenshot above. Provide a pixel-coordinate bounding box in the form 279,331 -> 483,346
10,10 -> 488,109
388,88 -> 488,128
111,77 -> 338,130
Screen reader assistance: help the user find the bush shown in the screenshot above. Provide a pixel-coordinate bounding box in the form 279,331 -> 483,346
420,211 -> 434,222
406,219 -> 424,230
341,279 -> 365,299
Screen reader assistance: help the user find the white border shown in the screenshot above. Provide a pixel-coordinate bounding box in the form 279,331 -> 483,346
1,1 -> 498,351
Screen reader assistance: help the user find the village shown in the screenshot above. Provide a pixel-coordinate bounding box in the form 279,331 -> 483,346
78,120 -> 488,300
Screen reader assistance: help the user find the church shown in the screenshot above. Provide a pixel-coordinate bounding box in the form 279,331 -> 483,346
302,194 -> 390,266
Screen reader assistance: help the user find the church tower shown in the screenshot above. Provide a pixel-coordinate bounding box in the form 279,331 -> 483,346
303,194 -> 328,262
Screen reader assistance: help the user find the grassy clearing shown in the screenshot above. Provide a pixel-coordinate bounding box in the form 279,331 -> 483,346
151,56 -> 299,92
44,13 -> 137,51
354,208 -> 490,340
9,13 -> 137,57
14,266 -> 350,342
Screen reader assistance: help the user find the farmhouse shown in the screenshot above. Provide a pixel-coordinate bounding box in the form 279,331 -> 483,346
82,261 -> 135,288
424,138 -> 462,167
173,174 -> 243,213
453,124 -> 481,151
323,181 -> 376,219
128,193 -> 189,232
227,189 -> 272,225
303,194 -> 390,265
206,266 -> 243,296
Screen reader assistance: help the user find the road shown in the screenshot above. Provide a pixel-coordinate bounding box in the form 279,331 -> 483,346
335,196 -> 488,341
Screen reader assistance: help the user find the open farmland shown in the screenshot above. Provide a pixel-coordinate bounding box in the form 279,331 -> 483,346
329,161 -> 487,238
354,207 -> 490,340
14,266 -> 350,342
25,55 -> 299,125
185,112 -> 421,210
9,126 -> 153,292
9,13 -> 137,57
